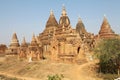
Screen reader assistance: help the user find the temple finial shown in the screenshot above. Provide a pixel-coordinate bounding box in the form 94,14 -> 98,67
22,37 -> 26,44
50,9 -> 54,16
32,33 -> 36,41
62,4 -> 65,8
104,14 -> 106,17
62,4 -> 67,16
103,14 -> 107,20
103,14 -> 108,23
21,36 -> 28,47
78,17 -> 82,22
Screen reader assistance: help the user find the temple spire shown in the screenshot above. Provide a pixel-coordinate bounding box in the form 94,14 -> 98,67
50,9 -> 54,16
103,14 -> 109,24
11,33 -> 18,42
62,5 -> 67,16
46,9 -> 58,27
76,17 -> 87,34
32,33 -> 36,42
10,32 -> 20,47
30,33 -> 38,46
21,37 -> 28,47
99,15 -> 115,38
59,5 -> 70,28
78,17 -> 82,23
22,37 -> 26,44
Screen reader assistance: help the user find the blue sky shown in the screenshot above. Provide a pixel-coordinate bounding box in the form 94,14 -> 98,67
0,0 -> 120,45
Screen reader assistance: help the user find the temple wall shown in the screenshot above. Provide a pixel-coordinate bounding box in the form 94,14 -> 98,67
64,44 -> 73,54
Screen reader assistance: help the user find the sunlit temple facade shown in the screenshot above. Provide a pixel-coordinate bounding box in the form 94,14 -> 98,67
6,6 -> 117,63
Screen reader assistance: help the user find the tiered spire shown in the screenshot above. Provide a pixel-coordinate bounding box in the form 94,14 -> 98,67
32,34 -> 36,42
10,32 -> 19,47
59,5 -> 70,28
21,37 -> 28,47
76,17 -> 87,34
62,5 -> 67,16
30,34 -> 38,46
99,16 -> 115,38
46,10 -> 58,27
101,15 -> 110,28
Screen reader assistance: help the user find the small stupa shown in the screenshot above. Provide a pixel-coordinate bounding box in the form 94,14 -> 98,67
9,32 -> 20,48
7,32 -> 20,54
30,34 -> 38,47
21,37 -> 28,47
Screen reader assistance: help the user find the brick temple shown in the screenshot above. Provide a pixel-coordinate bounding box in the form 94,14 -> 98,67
6,6 -> 117,63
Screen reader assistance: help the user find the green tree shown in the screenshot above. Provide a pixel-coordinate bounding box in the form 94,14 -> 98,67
94,38 -> 120,74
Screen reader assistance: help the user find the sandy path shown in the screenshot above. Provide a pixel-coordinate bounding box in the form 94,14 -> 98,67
0,71 -> 40,80
67,61 -> 99,80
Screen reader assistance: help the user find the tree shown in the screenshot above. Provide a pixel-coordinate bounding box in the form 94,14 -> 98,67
94,38 -> 120,74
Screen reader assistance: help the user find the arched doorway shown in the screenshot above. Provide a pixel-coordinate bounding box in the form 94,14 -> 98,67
77,46 -> 80,54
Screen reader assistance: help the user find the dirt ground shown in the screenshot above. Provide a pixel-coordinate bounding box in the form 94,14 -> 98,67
0,56 -> 103,80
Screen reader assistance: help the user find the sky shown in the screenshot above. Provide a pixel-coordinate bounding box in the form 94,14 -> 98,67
0,0 -> 120,45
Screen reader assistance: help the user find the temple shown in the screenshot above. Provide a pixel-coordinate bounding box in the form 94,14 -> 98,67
6,6 -> 117,63
6,33 -> 20,54
98,15 -> 116,39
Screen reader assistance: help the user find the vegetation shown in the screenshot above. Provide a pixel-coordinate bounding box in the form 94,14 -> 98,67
47,74 -> 64,80
94,38 -> 120,74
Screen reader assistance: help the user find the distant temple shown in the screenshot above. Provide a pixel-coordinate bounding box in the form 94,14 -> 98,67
6,6 -> 117,63
6,33 -> 20,54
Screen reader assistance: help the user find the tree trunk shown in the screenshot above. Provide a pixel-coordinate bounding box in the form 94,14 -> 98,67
118,68 -> 120,75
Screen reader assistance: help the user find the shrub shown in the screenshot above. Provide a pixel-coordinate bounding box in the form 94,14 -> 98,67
47,74 -> 64,80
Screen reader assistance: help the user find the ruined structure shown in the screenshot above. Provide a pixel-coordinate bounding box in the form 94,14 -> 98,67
0,44 -> 7,55
6,6 -> 117,63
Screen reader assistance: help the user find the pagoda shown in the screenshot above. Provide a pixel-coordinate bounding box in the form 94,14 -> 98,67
76,17 -> 88,41
21,37 -> 28,47
8,32 -> 20,54
29,34 -> 38,51
76,17 -> 87,34
18,37 -> 28,58
9,33 -> 19,47
99,16 -> 115,39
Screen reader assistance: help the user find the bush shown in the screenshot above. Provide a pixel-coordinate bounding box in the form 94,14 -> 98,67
47,74 -> 64,80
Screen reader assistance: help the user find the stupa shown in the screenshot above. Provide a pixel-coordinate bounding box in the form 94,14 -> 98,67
8,33 -> 20,54
99,16 -> 115,39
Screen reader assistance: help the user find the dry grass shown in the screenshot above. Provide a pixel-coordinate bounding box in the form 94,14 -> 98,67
0,55 -> 103,80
